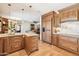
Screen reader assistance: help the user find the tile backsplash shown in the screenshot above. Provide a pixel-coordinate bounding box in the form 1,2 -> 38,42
60,21 -> 79,34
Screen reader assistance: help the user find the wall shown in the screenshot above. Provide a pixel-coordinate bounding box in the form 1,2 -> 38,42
21,20 -> 32,33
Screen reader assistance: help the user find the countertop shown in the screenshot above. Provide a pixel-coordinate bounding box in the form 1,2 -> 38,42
0,32 -> 38,37
59,33 -> 79,38
53,32 -> 79,38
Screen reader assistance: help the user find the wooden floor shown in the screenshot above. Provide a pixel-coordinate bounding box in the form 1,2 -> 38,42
7,41 -> 77,56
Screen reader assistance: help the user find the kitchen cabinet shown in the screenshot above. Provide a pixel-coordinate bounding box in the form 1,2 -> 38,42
2,17 -> 8,33
0,17 -> 8,33
52,34 -> 58,46
59,4 -> 79,22
77,40 -> 79,54
4,35 -> 24,54
24,36 -> 38,55
42,11 -> 56,44
54,14 -> 60,27
0,37 -> 4,55
58,35 -> 78,53
0,19 -> 2,33
0,33 -> 39,55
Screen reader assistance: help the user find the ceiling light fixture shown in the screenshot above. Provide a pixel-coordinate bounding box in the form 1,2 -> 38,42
8,4 -> 11,19
21,8 -> 24,20
26,4 -> 32,8
29,5 -> 32,8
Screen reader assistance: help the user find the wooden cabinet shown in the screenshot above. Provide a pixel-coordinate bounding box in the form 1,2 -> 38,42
59,4 -> 79,22
2,18 -> 8,33
0,34 -> 39,55
77,40 -> 79,54
9,35 -> 24,52
4,35 -> 24,54
0,17 -> 8,33
24,36 -> 38,55
54,14 -> 60,27
42,11 -> 56,44
42,11 -> 61,44
60,9 -> 78,21
52,34 -> 58,46
58,35 -> 78,53
0,37 -> 4,55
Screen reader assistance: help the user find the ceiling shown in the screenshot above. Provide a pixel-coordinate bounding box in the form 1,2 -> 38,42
0,3 -> 75,22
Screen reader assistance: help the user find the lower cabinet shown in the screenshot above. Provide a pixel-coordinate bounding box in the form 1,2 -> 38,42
52,34 -> 58,46
24,36 -> 38,55
0,35 -> 39,55
0,38 -> 4,55
4,35 -> 24,54
77,40 -> 79,54
58,35 -> 78,54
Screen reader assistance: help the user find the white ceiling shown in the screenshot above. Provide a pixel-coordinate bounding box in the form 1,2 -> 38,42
0,3 -> 75,22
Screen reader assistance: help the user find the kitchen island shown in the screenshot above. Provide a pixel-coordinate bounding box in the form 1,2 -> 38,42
0,32 -> 39,56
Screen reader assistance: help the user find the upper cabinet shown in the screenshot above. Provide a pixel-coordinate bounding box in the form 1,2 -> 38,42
42,11 -> 55,22
54,13 -> 60,27
59,4 -> 79,22
0,17 -> 8,33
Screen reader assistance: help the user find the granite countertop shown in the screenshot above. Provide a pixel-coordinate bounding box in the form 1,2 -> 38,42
0,33 -> 23,37
0,32 -> 38,37
53,32 -> 79,38
59,33 -> 79,38
24,33 -> 38,37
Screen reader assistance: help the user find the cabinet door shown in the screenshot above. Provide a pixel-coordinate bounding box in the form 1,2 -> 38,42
54,14 -> 60,27
52,34 -> 58,46
60,9 -> 78,22
0,38 -> 3,55
4,38 -> 11,54
58,35 -> 78,52
2,18 -> 8,33
10,36 -> 24,52
77,40 -> 79,54
24,36 -> 38,55
4,35 -> 24,53
45,19 -> 52,44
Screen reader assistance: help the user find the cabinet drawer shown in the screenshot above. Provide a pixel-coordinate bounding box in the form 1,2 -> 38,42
59,36 -> 78,52
60,9 -> 78,21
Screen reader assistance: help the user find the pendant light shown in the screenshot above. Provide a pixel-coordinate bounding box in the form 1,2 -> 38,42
8,4 -> 11,19
29,5 -> 32,8
21,8 -> 24,20
8,4 -> 12,33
